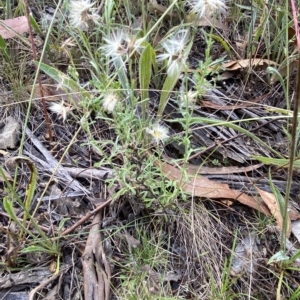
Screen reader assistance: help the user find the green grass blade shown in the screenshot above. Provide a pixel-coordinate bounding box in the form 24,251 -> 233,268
139,43 -> 153,120
16,157 -> 37,224
29,15 -> 43,36
0,35 -> 13,68
3,196 -> 54,250
268,170 -> 286,219
252,156 -> 300,168
20,245 -> 58,254
157,68 -> 181,120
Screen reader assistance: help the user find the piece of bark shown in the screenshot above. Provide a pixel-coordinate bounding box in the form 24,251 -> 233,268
82,212 -> 111,300
64,166 -> 114,180
25,128 -> 88,193
0,267 -> 53,288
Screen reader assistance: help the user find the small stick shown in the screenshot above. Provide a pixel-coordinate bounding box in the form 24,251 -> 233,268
61,198 -> 112,236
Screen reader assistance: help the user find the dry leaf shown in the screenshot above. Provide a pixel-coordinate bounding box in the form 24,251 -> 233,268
292,220 -> 300,244
223,59 -> 277,71
216,71 -> 235,81
288,202 -> 300,220
0,149 -> 10,156
221,199 -> 234,206
0,16 -> 29,39
157,161 -> 270,215
256,187 -> 291,237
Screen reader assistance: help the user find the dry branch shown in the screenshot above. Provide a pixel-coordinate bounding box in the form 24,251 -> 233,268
82,212 -> 111,300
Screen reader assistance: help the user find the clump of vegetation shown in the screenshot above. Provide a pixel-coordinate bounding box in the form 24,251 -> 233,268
1,0 -> 300,299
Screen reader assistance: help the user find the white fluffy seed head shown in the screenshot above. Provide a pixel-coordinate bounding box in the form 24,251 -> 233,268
49,101 -> 73,121
102,91 -> 120,112
146,124 -> 169,143
101,30 -> 145,59
101,30 -> 129,59
189,0 -> 228,19
69,0 -> 98,31
156,29 -> 190,76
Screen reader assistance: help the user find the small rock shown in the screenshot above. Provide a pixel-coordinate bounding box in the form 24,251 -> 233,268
0,117 -> 21,149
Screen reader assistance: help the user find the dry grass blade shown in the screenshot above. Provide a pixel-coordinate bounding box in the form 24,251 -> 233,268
176,201 -> 228,298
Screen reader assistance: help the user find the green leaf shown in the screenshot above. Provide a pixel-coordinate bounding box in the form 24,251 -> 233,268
287,249 -> 300,265
36,62 -> 91,101
114,57 -> 129,92
20,245 -> 57,254
268,170 -> 286,220
207,34 -> 231,55
29,15 -> 42,35
0,35 -> 13,68
252,155 -> 300,168
139,43 -> 152,119
22,158 -> 37,225
3,197 -> 17,221
288,286 -> 300,300
58,218 -> 70,232
268,250 -> 289,264
157,68 -> 181,120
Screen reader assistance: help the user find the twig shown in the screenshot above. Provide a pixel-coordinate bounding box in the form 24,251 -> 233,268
95,232 -> 111,300
28,265 -> 70,300
61,197 -> 112,236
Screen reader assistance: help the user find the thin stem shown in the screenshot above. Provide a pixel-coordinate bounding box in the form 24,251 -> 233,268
281,53 -> 300,250
23,0 -> 52,144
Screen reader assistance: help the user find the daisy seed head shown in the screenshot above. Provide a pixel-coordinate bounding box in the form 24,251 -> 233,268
146,123 -> 169,143
49,101 -> 73,122
102,91 -> 120,112
189,0 -> 228,19
69,0 -> 98,31
101,30 -> 129,59
157,29 -> 190,76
